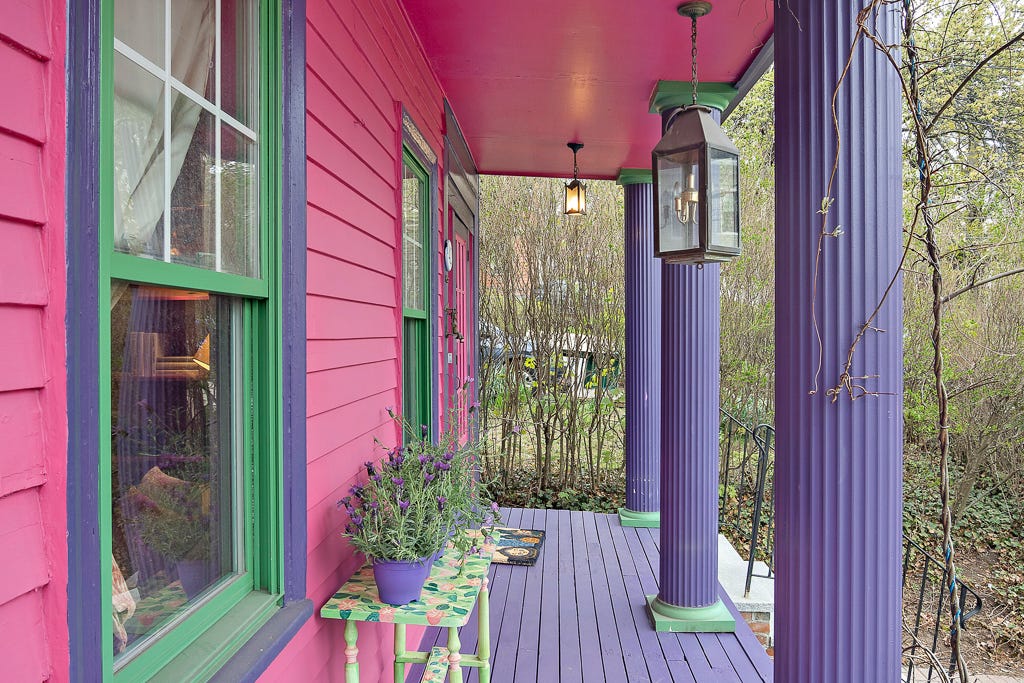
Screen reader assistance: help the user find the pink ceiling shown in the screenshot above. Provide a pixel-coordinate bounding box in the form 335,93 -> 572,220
401,1 -> 773,179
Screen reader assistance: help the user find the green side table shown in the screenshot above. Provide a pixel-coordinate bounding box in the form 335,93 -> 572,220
321,531 -> 497,683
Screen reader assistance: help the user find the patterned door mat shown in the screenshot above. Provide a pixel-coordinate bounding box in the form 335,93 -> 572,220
491,528 -> 546,566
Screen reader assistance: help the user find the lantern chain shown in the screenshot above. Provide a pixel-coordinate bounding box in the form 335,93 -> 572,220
691,15 -> 699,105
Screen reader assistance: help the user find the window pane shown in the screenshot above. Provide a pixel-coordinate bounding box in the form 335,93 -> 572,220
220,125 -> 260,277
657,152 -> 700,253
171,0 -> 216,102
115,0 -> 164,68
402,163 -> 425,310
114,53 -> 166,260
169,102 -> 217,269
709,149 -> 739,250
221,0 -> 258,129
110,285 -> 238,659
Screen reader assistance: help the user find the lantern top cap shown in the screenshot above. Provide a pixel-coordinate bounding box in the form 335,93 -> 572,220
567,142 -> 584,154
652,105 -> 739,156
677,1 -> 712,19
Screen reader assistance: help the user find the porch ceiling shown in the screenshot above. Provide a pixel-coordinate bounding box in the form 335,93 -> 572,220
401,1 -> 774,180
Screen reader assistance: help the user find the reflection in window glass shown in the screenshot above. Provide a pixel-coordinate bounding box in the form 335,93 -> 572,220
657,150 -> 700,253
709,149 -> 739,249
170,105 -> 217,269
110,284 -> 238,660
171,0 -> 216,99
402,163 -> 425,310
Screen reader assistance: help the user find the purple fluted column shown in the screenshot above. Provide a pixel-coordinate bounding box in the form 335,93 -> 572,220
648,107 -> 733,631
619,177 -> 662,528
775,2 -> 903,680
657,262 -> 720,608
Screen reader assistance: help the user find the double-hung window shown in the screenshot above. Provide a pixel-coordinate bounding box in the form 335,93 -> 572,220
401,150 -> 432,434
102,0 -> 282,678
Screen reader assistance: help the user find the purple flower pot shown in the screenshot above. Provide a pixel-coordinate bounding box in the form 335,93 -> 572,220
372,557 -> 431,605
177,559 -> 211,599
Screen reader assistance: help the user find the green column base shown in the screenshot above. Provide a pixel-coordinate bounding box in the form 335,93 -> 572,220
645,595 -> 736,633
618,508 -> 660,528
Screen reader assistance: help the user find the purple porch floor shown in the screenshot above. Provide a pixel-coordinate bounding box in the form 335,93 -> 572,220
408,507 -> 773,682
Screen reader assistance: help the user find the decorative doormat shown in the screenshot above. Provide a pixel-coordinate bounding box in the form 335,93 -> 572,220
491,528 -> 545,566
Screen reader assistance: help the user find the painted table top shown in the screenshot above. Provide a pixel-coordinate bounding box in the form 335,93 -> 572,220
321,532 -> 498,628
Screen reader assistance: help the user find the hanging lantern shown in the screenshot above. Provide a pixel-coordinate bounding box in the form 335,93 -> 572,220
564,142 -> 587,215
652,1 -> 741,264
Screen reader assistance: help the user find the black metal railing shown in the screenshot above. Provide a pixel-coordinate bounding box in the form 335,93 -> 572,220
901,536 -> 984,683
718,409 -> 775,596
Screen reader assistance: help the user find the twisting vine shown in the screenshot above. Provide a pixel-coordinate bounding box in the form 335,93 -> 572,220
904,1 -> 968,677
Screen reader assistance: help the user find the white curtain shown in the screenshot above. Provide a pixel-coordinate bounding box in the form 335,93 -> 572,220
113,0 -> 215,255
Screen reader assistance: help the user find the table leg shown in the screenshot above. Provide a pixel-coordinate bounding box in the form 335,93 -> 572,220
478,577 -> 491,683
344,620 -> 360,683
447,626 -> 463,683
394,623 -> 406,683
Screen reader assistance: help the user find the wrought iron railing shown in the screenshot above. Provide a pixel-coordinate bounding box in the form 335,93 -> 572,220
901,536 -> 984,682
718,409 -> 775,596
717,409 -> 985,676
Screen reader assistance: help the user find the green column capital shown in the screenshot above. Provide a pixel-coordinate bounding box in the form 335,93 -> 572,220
616,168 -> 653,186
648,80 -> 738,114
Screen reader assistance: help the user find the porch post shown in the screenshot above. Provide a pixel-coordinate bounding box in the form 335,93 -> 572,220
775,2 -> 903,680
646,101 -> 734,633
617,169 -> 661,529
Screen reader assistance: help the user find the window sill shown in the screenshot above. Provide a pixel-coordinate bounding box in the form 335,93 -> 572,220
144,593 -> 310,683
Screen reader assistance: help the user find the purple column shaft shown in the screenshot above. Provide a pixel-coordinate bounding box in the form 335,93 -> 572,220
624,182 -> 661,514
775,2 -> 903,680
658,261 -> 721,608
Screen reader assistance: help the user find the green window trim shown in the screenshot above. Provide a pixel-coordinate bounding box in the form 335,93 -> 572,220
401,147 -> 433,437
98,0 -> 286,679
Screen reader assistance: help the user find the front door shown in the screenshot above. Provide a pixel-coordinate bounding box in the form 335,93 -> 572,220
450,214 -> 474,442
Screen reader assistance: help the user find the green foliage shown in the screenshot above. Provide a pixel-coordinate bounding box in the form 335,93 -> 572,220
340,411 -> 500,562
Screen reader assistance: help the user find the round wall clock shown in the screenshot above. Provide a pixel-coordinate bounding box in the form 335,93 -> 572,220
443,239 -> 454,272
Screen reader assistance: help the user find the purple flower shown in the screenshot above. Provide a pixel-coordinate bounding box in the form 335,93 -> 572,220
391,477 -> 405,488
423,472 -> 436,483
437,462 -> 451,472
368,500 -> 379,511
365,461 -> 376,476
420,424 -> 429,437
349,485 -> 364,498
371,473 -> 382,482
399,500 -> 410,514
418,454 -> 429,465
490,501 -> 500,512
386,405 -> 395,417
512,424 -> 521,434
436,496 -> 447,511
352,515 -> 364,527
443,451 -> 454,462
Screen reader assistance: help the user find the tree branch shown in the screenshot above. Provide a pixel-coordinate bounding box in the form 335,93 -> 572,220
942,267 -> 1024,304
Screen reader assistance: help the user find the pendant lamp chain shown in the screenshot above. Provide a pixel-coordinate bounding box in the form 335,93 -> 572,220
690,14 -> 699,105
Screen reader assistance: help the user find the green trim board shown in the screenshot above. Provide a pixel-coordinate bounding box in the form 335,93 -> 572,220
648,81 -> 739,114
645,595 -> 737,633
401,147 -> 434,436
616,168 -> 653,186
99,0 -> 287,679
617,508 -> 660,528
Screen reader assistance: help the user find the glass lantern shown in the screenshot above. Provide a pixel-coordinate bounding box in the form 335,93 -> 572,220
652,105 -> 740,263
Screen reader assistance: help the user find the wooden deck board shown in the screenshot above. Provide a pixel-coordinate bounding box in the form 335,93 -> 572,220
408,508 -> 773,682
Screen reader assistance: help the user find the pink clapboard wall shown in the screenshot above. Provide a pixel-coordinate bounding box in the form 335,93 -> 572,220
0,0 -> 69,680
260,0 -> 449,680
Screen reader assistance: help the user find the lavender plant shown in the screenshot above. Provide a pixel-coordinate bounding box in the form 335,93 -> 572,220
340,410 -> 500,563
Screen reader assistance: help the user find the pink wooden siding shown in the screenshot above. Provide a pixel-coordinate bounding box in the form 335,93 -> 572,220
260,1 -> 449,680
0,1 -> 69,680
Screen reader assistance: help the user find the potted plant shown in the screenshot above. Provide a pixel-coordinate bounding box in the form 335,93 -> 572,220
129,466 -> 212,598
340,410 -> 499,605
